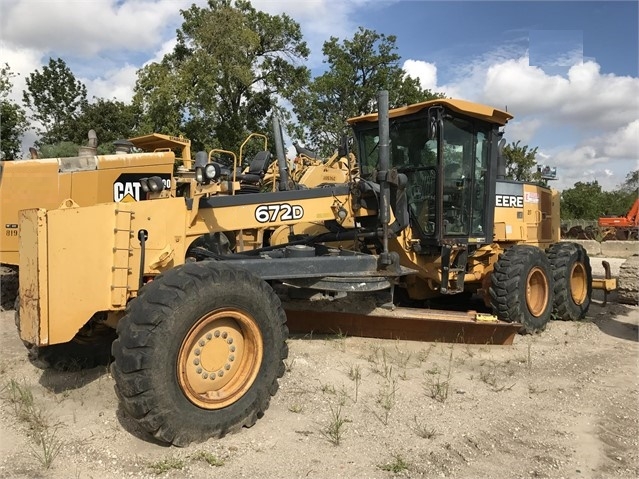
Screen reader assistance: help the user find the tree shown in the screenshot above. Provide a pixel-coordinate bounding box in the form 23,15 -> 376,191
289,27 -> 444,155
560,181 -> 603,220
67,98 -> 140,152
23,58 -> 87,146
0,64 -> 28,159
38,142 -> 82,158
502,140 -> 539,182
133,0 -> 309,154
132,61 -> 185,138
620,169 -> 639,195
601,169 -> 639,217
560,171 -> 638,221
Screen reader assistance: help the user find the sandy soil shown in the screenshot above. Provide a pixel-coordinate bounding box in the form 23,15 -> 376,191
0,276 -> 637,478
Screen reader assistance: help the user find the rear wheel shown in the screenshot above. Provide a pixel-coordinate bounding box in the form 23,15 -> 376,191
489,245 -> 554,334
111,261 -> 288,446
547,242 -> 592,321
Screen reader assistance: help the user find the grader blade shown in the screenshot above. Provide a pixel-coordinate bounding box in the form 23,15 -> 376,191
284,306 -> 521,345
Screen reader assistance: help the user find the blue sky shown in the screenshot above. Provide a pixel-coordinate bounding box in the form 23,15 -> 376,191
1,0 -> 637,190
363,1 -> 637,77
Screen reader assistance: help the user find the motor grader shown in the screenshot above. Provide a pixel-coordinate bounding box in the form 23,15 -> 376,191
15,91 -> 596,446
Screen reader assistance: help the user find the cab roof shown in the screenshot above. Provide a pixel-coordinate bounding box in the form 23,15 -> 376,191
347,98 -> 513,127
127,133 -> 191,151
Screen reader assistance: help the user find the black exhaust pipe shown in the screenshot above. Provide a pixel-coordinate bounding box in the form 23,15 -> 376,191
272,115 -> 289,191
377,90 -> 391,265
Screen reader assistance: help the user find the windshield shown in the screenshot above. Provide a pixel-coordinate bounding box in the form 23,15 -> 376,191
356,112 -> 492,239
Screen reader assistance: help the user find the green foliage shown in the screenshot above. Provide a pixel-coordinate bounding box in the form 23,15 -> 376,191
1,64 -> 28,159
560,181 -> 603,220
502,140 -> 539,182
38,142 -> 81,159
560,173 -> 637,220
23,58 -> 87,146
133,0 -> 309,153
67,98 -> 140,152
148,457 -> 185,474
378,453 -> 410,473
133,60 -> 185,138
620,169 -> 639,195
290,27 -> 444,155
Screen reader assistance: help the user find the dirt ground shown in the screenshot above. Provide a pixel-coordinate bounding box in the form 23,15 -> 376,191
0,270 -> 637,478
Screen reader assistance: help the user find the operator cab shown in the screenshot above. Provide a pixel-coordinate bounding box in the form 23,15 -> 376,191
349,99 -> 511,251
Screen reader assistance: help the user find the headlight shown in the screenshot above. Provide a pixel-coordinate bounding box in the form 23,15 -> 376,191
139,178 -> 150,193
147,176 -> 164,192
195,167 -> 204,183
204,163 -> 221,180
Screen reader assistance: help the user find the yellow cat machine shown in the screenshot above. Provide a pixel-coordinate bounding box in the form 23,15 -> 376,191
0,133 -> 192,266
16,92 -> 601,446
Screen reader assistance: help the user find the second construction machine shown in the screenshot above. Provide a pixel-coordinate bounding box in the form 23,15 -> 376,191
16,91 -> 593,445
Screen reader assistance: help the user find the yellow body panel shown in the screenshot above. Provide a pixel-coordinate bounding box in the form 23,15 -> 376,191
18,208 -> 49,345
0,152 -> 175,265
492,181 -> 560,247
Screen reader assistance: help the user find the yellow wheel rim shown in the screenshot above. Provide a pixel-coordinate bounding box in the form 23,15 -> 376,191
526,267 -> 549,317
177,309 -> 263,409
570,262 -> 587,305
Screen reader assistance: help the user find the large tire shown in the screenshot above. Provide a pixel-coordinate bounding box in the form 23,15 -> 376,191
489,245 -> 554,334
547,242 -> 592,320
111,261 -> 288,446
1,265 -> 19,311
14,299 -> 115,371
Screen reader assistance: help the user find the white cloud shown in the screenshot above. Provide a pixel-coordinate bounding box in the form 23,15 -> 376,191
504,119 -> 541,145
601,120 -> 639,159
82,64 -> 139,103
0,42 -> 41,103
403,59 -> 437,91
1,0 -> 185,57
483,59 -> 639,131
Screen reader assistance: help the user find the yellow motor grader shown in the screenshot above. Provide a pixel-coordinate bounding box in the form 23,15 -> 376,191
15,91 -> 597,446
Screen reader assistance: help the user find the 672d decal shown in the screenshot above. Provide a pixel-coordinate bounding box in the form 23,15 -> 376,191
254,204 -> 304,223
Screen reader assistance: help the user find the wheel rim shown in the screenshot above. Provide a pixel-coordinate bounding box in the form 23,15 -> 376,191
570,262 -> 588,305
178,308 -> 263,409
526,267 -> 549,317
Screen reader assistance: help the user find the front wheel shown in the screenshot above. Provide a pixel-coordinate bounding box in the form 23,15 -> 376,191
489,245 -> 554,334
111,261 -> 288,446
547,242 -> 592,321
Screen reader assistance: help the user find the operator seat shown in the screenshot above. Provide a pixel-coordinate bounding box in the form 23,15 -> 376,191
236,151 -> 272,183
236,151 -> 272,193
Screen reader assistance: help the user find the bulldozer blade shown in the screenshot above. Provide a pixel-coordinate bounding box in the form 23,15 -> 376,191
284,306 -> 521,345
